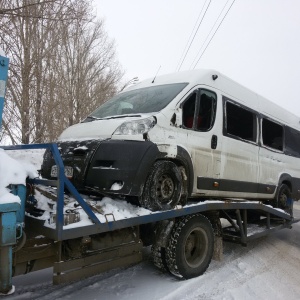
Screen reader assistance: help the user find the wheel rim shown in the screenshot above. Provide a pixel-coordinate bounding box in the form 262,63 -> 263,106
184,227 -> 208,268
156,174 -> 175,203
279,190 -> 288,207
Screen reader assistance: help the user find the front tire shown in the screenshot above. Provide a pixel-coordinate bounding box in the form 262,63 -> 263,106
140,160 -> 182,211
166,214 -> 214,279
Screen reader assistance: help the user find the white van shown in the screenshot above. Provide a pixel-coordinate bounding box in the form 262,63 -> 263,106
41,69 -> 300,211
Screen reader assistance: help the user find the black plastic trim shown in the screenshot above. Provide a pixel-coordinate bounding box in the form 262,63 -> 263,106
176,146 -> 194,195
197,177 -> 276,194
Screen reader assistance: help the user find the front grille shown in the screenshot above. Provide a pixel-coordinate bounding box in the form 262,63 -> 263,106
41,140 -> 102,190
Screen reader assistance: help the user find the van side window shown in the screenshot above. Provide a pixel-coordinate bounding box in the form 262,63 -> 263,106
285,126 -> 300,157
182,92 -> 197,128
262,118 -> 283,151
225,101 -> 257,142
182,90 -> 216,131
196,91 -> 217,131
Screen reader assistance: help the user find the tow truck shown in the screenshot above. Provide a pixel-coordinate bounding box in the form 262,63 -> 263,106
0,53 -> 297,295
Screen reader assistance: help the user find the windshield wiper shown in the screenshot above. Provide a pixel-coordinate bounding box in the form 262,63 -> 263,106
82,116 -> 101,123
104,114 -> 141,120
83,114 -> 141,122
87,116 -> 100,120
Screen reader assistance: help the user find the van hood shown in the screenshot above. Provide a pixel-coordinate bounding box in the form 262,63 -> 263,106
58,115 -> 149,141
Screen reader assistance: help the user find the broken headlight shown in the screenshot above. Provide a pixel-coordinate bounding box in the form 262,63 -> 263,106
113,117 -> 156,135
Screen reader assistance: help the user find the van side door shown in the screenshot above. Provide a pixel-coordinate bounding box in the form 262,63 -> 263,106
178,88 -> 221,195
258,117 -> 284,197
219,97 -> 259,197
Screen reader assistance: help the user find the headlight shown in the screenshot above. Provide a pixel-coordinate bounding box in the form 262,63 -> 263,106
113,117 -> 156,135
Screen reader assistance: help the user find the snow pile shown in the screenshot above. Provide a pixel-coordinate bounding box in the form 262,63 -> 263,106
36,193 -> 152,229
0,149 -> 38,204
98,196 -> 150,220
7,149 -> 45,171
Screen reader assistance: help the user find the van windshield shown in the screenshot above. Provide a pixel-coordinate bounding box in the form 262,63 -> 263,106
87,83 -> 188,119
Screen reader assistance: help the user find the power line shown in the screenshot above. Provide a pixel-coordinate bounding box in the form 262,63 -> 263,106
192,0 -> 236,69
175,0 -> 208,72
189,0 -> 231,69
176,0 -> 212,72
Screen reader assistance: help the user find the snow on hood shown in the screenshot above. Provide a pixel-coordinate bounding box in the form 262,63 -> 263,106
0,149 -> 38,204
58,115 -> 149,141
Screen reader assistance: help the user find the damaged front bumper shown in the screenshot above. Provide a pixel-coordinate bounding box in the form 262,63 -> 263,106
41,139 -> 160,197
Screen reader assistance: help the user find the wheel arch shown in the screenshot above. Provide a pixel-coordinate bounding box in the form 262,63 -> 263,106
174,145 -> 194,195
149,145 -> 194,196
135,144 -> 194,198
278,173 -> 292,195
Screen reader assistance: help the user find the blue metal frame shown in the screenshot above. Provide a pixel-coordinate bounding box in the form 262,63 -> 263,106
0,202 -> 19,294
9,185 -> 26,224
0,143 -> 296,242
0,55 -> 9,128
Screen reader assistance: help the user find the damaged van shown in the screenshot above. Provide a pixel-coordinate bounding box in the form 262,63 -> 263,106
41,69 -> 300,211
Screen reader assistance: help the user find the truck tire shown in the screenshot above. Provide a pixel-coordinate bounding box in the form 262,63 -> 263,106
140,160 -> 182,211
166,214 -> 214,279
276,183 -> 293,215
151,245 -> 169,272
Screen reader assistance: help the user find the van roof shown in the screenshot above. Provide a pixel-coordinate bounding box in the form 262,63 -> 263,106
128,69 -> 300,130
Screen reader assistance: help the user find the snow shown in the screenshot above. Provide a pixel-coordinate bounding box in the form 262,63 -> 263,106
110,181 -> 124,190
2,149 -> 300,299
0,149 -> 39,204
73,145 -> 88,151
0,48 -> 4,56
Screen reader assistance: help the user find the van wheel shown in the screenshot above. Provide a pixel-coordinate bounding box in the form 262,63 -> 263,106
140,161 -> 182,211
165,214 -> 214,279
276,184 -> 293,215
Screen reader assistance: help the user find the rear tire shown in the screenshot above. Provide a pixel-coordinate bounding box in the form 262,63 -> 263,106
140,160 -> 182,211
166,214 -> 214,279
151,245 -> 169,272
275,183 -> 293,215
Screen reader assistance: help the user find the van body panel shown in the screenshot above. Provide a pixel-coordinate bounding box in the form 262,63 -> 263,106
41,69 -> 300,207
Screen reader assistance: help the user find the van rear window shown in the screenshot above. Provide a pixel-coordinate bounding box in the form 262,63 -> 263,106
88,83 -> 188,119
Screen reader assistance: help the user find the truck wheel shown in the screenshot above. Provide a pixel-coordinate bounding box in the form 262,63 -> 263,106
151,245 -> 169,272
276,184 -> 293,215
166,214 -> 214,279
140,161 -> 182,211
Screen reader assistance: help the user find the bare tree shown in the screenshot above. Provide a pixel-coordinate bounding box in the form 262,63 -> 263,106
0,0 -> 123,144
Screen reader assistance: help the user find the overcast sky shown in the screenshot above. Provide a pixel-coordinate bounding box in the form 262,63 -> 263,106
95,0 -> 300,116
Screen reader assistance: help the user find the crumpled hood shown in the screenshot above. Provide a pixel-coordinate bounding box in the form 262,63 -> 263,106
58,118 -> 128,141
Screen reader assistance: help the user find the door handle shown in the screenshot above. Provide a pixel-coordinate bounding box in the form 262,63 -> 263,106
211,135 -> 218,149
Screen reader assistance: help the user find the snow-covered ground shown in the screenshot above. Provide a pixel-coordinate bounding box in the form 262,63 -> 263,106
2,149 -> 300,300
